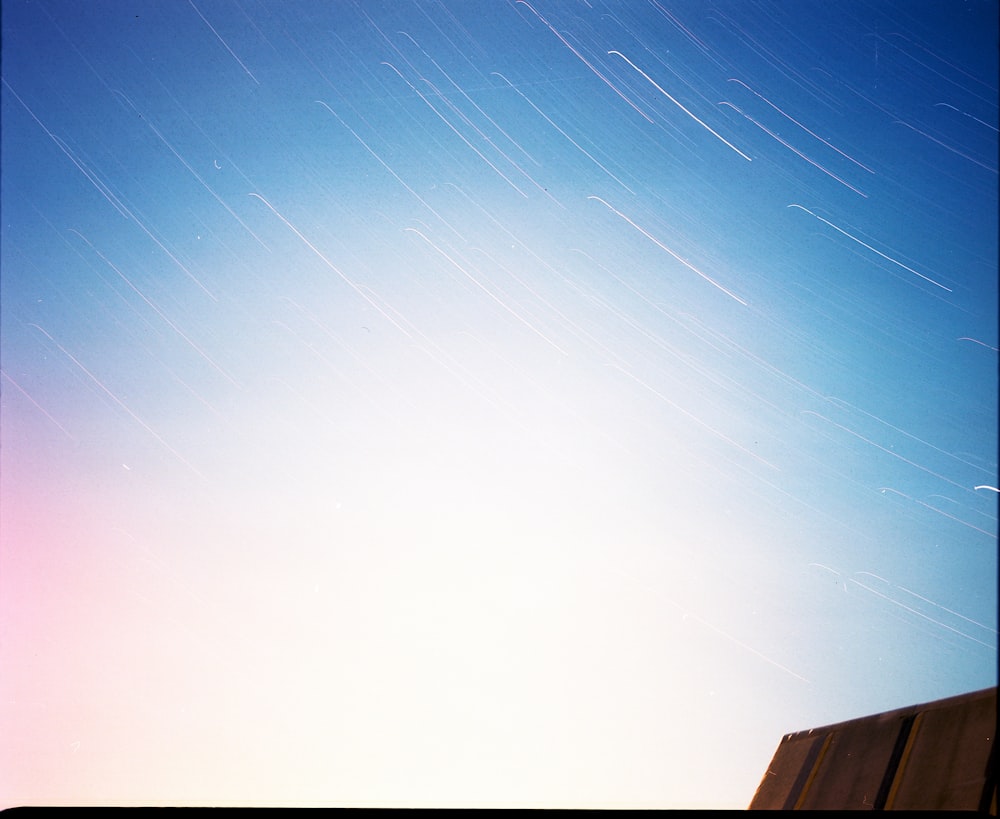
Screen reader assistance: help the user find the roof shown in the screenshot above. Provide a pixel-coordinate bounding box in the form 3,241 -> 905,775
748,686 -> 997,811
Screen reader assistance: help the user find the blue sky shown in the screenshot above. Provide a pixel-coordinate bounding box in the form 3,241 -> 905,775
2,0 -> 997,809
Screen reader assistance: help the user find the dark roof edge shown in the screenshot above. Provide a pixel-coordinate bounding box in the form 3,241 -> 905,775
780,685 -> 998,742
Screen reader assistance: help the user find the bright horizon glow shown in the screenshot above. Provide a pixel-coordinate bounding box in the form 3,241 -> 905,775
1,0 -> 996,809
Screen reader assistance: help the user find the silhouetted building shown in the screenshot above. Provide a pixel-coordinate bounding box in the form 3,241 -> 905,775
748,686 -> 996,811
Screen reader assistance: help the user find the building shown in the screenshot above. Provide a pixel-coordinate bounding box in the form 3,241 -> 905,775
748,686 -> 997,811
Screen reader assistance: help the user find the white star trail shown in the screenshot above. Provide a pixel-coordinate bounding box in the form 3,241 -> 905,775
3,2 -> 995,810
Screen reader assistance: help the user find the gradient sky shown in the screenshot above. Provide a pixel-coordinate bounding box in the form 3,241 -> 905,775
1,0 -> 997,809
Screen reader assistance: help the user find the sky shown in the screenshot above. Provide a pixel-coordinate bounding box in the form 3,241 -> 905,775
1,0 -> 997,810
